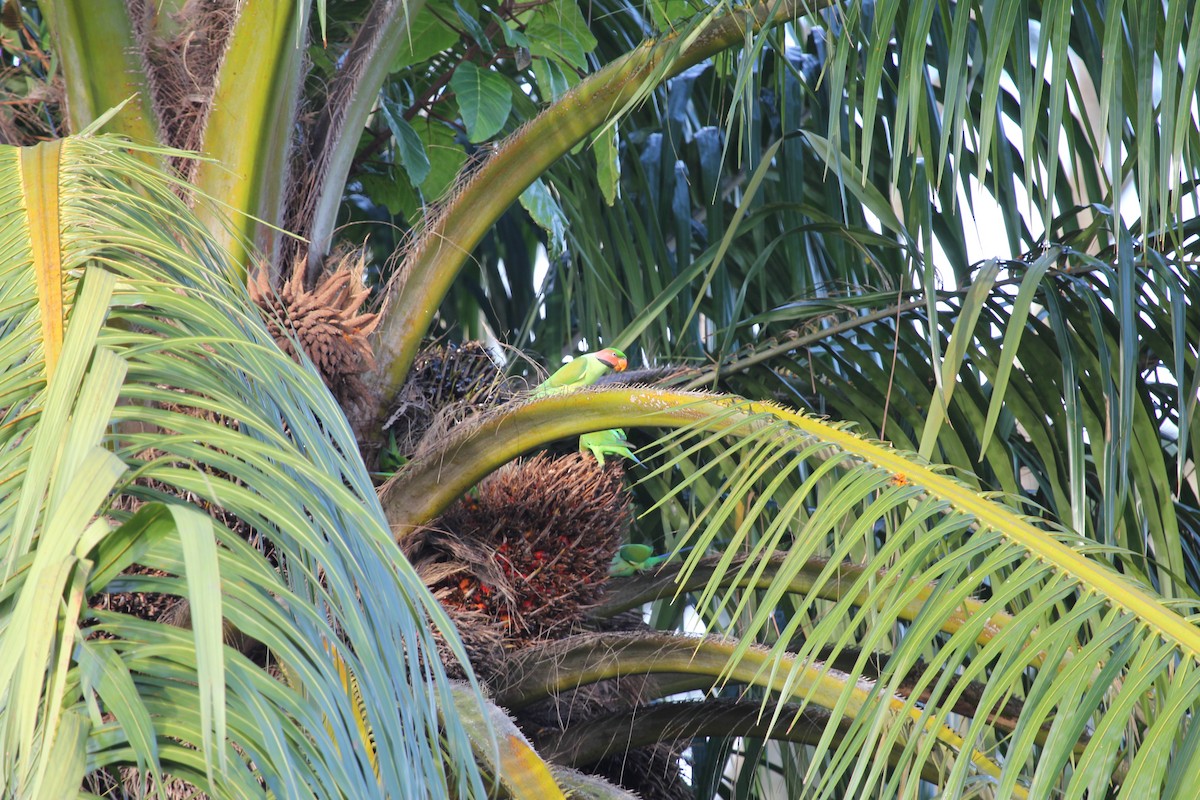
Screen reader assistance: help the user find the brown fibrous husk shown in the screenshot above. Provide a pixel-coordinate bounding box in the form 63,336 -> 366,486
405,453 -> 629,665
133,0 -> 238,183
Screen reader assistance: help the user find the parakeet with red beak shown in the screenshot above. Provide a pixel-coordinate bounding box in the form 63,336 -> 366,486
532,347 -> 627,396
532,347 -> 641,466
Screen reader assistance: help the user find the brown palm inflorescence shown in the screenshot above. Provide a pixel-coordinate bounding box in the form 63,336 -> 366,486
383,340 -> 510,464
249,254 -> 379,411
405,453 -> 629,664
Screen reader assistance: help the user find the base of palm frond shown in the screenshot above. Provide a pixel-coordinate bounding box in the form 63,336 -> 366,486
138,0 -> 237,184
514,611 -> 692,800
517,683 -> 693,800
593,743 -> 691,800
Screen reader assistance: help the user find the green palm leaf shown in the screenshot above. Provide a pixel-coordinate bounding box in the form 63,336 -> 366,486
644,410 -> 1200,797
0,134 -> 485,797
384,385 -> 1200,795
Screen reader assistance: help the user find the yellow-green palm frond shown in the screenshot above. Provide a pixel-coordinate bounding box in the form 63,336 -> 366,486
640,400 -> 1200,798
385,386 -> 1200,796
0,134 -> 486,798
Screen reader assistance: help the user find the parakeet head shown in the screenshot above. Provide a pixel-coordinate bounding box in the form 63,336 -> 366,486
595,348 -> 628,372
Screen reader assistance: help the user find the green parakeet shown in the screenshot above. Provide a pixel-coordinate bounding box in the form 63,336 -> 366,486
533,347 -> 638,467
580,428 -> 640,465
532,347 -> 627,396
609,543 -> 672,576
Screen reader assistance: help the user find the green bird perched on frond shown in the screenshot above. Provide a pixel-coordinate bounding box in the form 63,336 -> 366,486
531,347 -> 627,396
377,430 -> 407,475
532,348 -> 640,467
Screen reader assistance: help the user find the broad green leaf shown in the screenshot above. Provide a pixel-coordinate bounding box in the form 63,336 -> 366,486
647,0 -> 701,31
450,62 -> 513,143
532,55 -> 576,102
452,0 -> 490,52
519,178 -> 566,254
593,124 -> 619,205
392,0 -> 468,70
380,100 -> 431,188
359,171 -> 419,220
415,118 -> 467,202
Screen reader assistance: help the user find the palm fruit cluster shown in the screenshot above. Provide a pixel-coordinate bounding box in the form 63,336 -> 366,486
248,253 -> 378,411
412,453 -> 629,649
88,564 -> 176,634
382,340 -> 510,463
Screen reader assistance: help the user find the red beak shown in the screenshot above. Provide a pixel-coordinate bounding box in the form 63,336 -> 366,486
597,348 -> 628,372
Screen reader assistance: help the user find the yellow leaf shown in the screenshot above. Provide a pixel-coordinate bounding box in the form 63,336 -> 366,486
498,733 -> 564,798
20,141 -> 64,377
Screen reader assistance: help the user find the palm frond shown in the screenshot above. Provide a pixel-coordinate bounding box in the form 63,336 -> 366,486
642,406 -> 1200,797
386,383 -> 1200,794
365,0 -> 833,415
0,134 -> 486,797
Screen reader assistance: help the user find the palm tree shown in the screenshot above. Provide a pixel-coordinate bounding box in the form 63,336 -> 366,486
2,0 -> 1199,798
